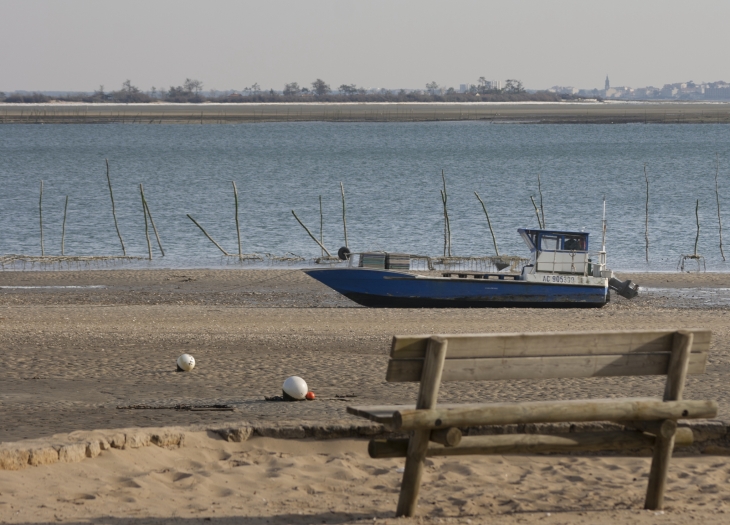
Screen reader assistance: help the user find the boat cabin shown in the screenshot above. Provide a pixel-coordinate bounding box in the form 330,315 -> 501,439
518,228 -> 591,275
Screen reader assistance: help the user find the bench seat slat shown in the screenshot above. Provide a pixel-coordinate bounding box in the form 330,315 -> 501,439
391,330 -> 711,360
386,351 -> 708,383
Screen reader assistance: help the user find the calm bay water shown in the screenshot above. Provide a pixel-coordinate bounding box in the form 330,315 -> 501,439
0,122 -> 729,271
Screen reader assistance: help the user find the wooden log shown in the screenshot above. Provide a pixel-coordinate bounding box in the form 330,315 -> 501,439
396,337 -> 447,518
646,331 -> 692,510
390,330 -> 711,360
369,428 -> 693,459
622,420 -> 678,437
392,398 -> 716,430
186,214 -> 230,255
429,427 -> 461,447
386,351 -> 709,383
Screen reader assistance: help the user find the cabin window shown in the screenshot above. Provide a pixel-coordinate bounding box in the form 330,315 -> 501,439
563,235 -> 586,251
540,235 -> 559,251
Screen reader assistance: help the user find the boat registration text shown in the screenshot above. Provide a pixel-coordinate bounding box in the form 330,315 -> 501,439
541,275 -> 577,284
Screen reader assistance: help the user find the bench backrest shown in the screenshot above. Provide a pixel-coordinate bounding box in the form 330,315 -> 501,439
387,330 -> 711,383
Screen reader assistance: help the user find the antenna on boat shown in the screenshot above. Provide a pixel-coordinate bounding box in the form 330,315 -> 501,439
601,195 -> 607,253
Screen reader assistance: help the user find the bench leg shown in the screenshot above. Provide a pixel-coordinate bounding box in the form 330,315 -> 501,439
644,420 -> 677,510
396,336 -> 448,518
396,429 -> 430,517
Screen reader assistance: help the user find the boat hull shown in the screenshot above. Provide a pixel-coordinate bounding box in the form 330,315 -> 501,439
304,268 -> 607,308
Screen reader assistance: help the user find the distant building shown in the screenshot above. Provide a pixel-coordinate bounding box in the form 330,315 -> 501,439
605,76 -> 610,91
548,86 -> 579,95
459,84 -> 468,93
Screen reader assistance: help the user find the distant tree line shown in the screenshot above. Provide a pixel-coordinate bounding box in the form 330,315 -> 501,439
0,77 -> 577,104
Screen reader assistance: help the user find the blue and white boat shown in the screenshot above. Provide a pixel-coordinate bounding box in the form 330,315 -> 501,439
304,228 -> 638,308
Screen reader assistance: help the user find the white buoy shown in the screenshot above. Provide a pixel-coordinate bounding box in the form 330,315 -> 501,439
282,376 -> 308,400
177,353 -> 195,371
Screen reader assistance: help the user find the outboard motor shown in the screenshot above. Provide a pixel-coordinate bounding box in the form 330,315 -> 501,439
608,277 -> 639,299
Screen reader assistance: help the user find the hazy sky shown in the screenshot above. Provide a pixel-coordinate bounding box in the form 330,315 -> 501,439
2,0 -> 729,93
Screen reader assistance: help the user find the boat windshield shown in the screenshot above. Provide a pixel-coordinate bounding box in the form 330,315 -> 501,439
563,235 -> 586,251
518,229 -> 590,253
540,235 -> 559,251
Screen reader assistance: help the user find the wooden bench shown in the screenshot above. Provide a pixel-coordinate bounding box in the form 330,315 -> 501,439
347,330 -> 717,517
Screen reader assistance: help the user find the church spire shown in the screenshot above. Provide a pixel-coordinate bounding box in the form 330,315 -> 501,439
605,75 -> 610,90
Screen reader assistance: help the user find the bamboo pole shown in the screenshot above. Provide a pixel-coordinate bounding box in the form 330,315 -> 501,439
106,159 -> 126,255
291,210 -> 332,256
140,184 -> 152,260
39,181 -> 44,256
694,199 -> 700,256
537,173 -> 545,228
140,186 -> 164,256
232,181 -> 242,257
715,154 -> 725,261
61,195 -> 68,256
340,182 -> 348,249
530,196 -> 543,228
474,191 -> 499,256
441,170 -> 452,256
644,164 -> 650,263
186,214 -> 230,255
319,195 -> 324,257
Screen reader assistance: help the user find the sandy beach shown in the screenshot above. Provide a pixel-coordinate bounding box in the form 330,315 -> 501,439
1,268 -> 729,523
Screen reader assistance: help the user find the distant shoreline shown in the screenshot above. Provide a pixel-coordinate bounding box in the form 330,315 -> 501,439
2,101 -> 730,124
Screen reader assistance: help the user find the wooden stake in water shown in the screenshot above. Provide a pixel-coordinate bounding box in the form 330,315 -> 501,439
694,199 -> 700,257
140,185 -> 164,256
340,182 -> 349,249
232,181 -> 242,257
39,180 -> 44,256
291,210 -> 331,256
140,184 -> 152,260
319,195 -> 324,257
474,191 -> 499,256
106,159 -> 126,255
187,214 -> 230,255
714,154 -> 725,261
537,173 -> 545,228
61,195 -> 68,256
644,164 -> 650,263
530,196 -> 543,229
441,170 -> 452,256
